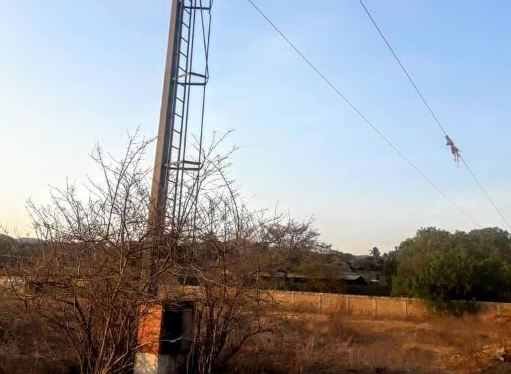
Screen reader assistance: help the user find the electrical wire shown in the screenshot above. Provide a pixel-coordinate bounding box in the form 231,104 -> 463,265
359,0 -> 510,230
358,0 -> 448,137
461,156 -> 511,229
246,0 -> 481,228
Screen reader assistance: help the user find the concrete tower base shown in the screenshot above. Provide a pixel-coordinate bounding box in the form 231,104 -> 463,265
134,303 -> 194,374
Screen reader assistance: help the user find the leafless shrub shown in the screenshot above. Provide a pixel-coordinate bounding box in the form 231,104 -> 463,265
183,199 -> 277,373
7,130 -> 281,374
12,131 -> 158,373
157,131 -> 280,373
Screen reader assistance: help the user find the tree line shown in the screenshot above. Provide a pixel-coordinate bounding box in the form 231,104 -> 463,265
388,227 -> 511,310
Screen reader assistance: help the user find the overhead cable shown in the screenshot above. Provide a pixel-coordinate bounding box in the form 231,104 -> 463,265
246,0 -> 481,227
359,0 -> 510,230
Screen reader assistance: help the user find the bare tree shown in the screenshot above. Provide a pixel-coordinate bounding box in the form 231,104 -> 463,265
8,130 -> 277,374
159,131 -> 278,373
181,173 -> 275,374
16,132 -> 160,373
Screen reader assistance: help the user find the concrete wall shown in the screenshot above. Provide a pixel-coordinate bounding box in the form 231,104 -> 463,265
176,286 -> 511,319
267,290 -> 511,319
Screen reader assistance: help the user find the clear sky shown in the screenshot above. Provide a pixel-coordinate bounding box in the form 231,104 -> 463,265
1,0 -> 511,254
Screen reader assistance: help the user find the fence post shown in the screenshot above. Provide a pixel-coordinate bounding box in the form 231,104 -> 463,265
404,299 -> 408,319
319,293 -> 323,314
346,295 -> 350,314
373,298 -> 378,318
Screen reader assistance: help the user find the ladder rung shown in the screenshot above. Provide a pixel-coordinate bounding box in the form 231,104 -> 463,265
170,160 -> 201,167
181,36 -> 189,44
180,51 -> 187,58
170,167 -> 200,171
172,145 -> 179,150
181,160 -> 201,166
176,97 -> 184,103
177,81 -> 207,86
187,71 -> 208,79
173,129 -> 181,135
182,22 -> 190,29
184,5 -> 211,11
174,112 -> 183,118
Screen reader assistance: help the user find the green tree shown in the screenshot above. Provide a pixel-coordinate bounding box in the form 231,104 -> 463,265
370,246 -> 381,259
391,227 -> 511,309
381,249 -> 398,285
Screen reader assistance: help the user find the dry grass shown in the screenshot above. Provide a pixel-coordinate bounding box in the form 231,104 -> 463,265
227,314 -> 359,374
0,298 -> 74,374
227,312 -> 511,374
2,295 -> 511,373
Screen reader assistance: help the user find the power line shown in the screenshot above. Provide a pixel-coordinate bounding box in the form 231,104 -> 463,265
461,156 -> 511,229
358,0 -> 511,230
246,0 -> 481,228
358,0 -> 448,137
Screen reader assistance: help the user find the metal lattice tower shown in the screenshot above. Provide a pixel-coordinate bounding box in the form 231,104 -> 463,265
148,0 -> 213,245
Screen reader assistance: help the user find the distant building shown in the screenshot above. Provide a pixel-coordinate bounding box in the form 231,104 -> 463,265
257,270 -> 368,293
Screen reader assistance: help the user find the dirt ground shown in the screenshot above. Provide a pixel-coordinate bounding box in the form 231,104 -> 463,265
228,313 -> 511,374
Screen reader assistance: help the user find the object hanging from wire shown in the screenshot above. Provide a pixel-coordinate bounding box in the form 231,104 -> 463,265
445,135 -> 461,166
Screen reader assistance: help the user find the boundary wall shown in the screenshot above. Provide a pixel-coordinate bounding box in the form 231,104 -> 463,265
177,286 -> 511,319
267,289 -> 511,319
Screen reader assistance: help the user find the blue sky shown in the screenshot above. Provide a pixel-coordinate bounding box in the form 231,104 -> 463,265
1,0 -> 510,254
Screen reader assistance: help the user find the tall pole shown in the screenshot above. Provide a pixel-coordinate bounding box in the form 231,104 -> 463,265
143,0 -> 212,288
136,4 -> 183,370
136,2 -> 212,372
148,0 -> 181,239
144,0 -> 184,289
162,0 -> 212,236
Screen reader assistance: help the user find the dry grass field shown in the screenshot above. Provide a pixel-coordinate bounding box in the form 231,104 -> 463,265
228,313 -> 511,374
2,296 -> 511,373
0,299 -> 75,373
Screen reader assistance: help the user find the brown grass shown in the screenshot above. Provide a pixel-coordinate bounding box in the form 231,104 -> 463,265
227,312 -> 511,374
0,298 -> 74,374
2,296 -> 511,374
